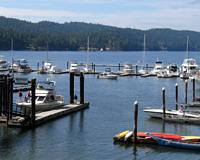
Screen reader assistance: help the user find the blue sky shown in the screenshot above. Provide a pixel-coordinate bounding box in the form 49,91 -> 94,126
0,0 -> 200,31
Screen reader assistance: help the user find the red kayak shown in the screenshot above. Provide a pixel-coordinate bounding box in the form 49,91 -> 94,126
137,132 -> 182,141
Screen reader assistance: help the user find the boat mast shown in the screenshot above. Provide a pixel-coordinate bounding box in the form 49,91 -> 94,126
46,41 -> 49,62
86,36 -> 90,66
186,36 -> 189,74
143,33 -> 146,68
11,38 -> 14,77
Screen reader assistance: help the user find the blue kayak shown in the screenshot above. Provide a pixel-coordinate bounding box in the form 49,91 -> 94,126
146,132 -> 200,150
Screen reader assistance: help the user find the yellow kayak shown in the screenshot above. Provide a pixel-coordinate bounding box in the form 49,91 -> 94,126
113,130 -> 130,141
182,136 -> 200,140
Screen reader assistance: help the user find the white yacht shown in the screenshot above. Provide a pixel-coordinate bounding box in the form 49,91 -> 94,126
150,59 -> 164,76
0,55 -> 9,71
17,79 -> 64,112
12,59 -> 32,73
97,68 -> 118,79
180,58 -> 198,79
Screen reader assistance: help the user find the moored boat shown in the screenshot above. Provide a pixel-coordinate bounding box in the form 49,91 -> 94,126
143,108 -> 200,119
97,68 -> 118,79
17,79 -> 64,113
180,58 -> 198,79
120,64 -> 135,76
69,62 -> 80,75
149,59 -> 164,76
0,55 -> 9,71
12,59 -> 32,73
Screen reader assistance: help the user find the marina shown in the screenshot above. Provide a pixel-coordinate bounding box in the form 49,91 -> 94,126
1,51 -> 200,159
1,0 -> 200,158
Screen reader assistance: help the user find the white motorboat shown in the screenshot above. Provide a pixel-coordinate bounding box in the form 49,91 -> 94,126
120,64 -> 134,76
180,58 -> 198,79
143,108 -> 200,119
157,64 -> 179,78
17,79 -> 64,112
150,59 -> 164,76
0,55 -> 9,71
49,65 -> 63,74
69,62 -> 80,74
97,68 -> 118,79
12,59 -> 32,73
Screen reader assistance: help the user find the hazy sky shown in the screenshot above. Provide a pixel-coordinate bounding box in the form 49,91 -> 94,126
0,0 -> 199,31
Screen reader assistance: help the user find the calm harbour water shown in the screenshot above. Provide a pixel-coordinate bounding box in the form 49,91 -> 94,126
1,51 -> 200,160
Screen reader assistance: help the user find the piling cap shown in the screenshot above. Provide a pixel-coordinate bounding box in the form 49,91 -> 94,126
162,87 -> 165,91
175,83 -> 178,86
185,80 -> 188,83
134,101 -> 138,105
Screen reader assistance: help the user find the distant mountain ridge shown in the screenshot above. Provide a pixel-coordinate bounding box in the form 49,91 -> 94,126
0,16 -> 200,51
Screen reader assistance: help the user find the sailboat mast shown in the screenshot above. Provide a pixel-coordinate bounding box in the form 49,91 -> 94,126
86,36 -> 90,65
143,34 -> 146,67
11,38 -> 14,77
11,38 -> 13,51
46,41 -> 49,61
87,36 -> 90,52
186,35 -> 189,74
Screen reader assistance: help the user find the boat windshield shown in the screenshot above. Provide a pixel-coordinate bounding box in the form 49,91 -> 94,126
37,80 -> 55,90
105,68 -> 111,72
37,96 -> 45,101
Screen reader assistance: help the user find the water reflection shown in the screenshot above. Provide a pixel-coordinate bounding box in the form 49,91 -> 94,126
69,109 -> 87,132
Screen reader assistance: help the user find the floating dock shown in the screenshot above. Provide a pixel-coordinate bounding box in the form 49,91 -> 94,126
1,102 -> 89,127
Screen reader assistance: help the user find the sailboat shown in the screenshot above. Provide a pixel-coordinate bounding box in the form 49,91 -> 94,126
180,36 -> 198,79
82,36 -> 93,73
138,34 -> 149,75
38,42 -> 53,74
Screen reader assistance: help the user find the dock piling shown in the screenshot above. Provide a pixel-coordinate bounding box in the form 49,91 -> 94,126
67,61 -> 69,69
3,75 -> 8,116
135,65 -> 138,75
0,75 -> 3,115
94,64 -> 96,73
145,64 -> 148,70
175,83 -> 178,110
8,77 -> 13,120
91,62 -> 94,70
162,88 -> 166,119
80,72 -> 84,104
185,80 -> 188,104
31,79 -> 36,128
133,101 -> 138,145
6,76 -> 10,124
118,63 -> 121,71
70,72 -> 75,104
192,78 -> 196,101
37,62 -> 39,71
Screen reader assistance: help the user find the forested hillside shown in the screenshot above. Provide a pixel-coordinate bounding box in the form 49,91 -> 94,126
0,16 -> 200,51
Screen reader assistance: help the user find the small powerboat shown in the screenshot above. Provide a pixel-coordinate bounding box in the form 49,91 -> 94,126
97,68 -> 118,79
17,79 -> 64,113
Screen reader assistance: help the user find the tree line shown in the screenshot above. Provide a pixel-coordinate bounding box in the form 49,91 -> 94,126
0,16 -> 200,51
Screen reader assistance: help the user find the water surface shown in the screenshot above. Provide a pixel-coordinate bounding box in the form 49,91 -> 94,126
0,51 -> 200,160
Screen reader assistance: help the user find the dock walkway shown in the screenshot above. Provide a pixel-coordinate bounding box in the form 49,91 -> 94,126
2,102 -> 89,127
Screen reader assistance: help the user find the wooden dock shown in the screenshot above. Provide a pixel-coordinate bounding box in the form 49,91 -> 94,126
4,102 -> 89,127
